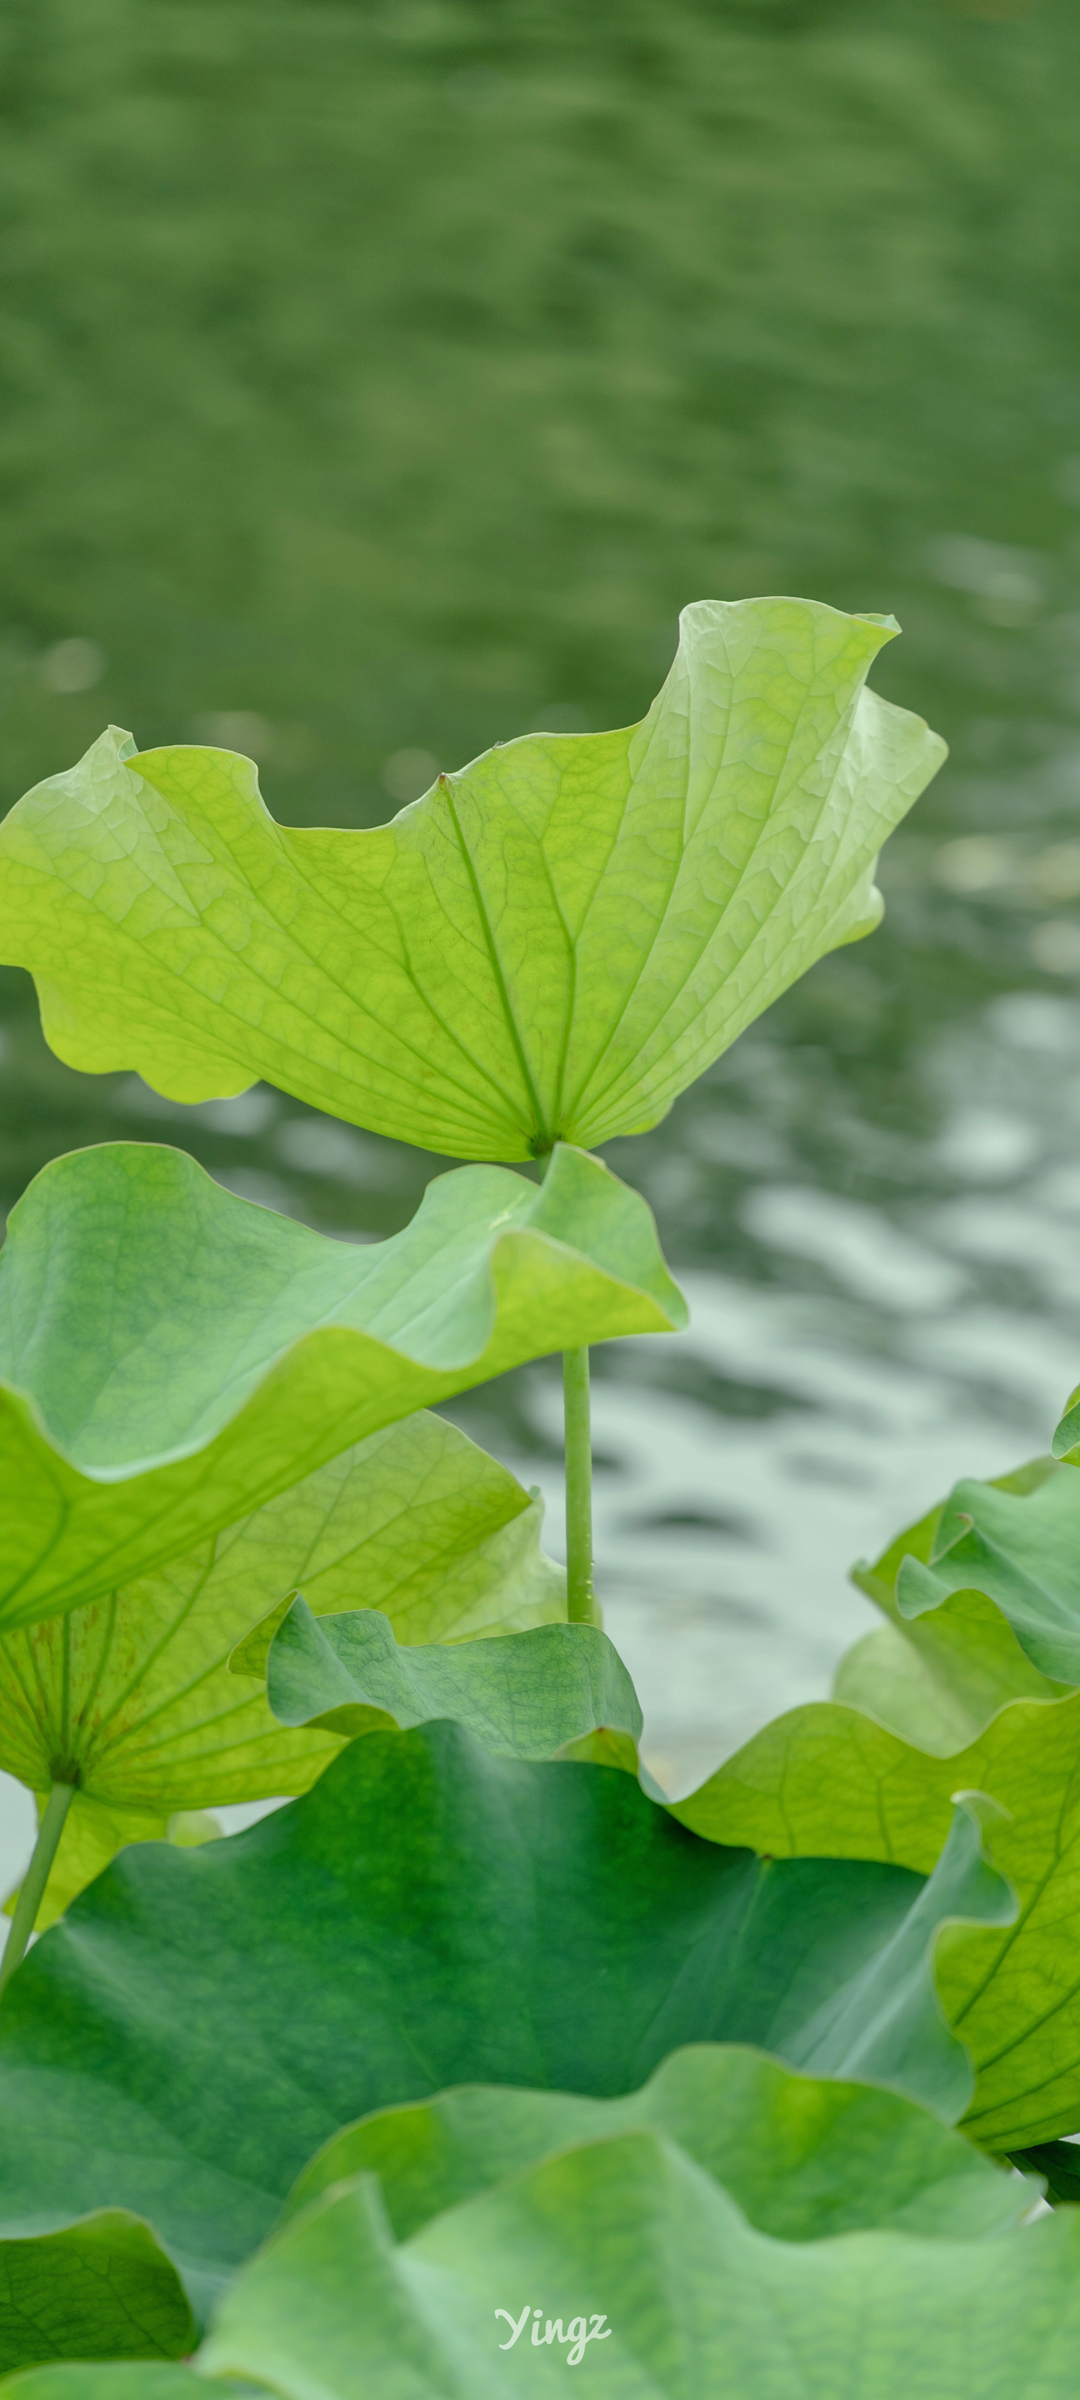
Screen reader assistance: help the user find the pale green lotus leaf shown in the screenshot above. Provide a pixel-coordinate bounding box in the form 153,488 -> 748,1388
263,1601 -> 641,1755
675,1687 -> 1080,2151
0,2210 -> 193,2376
0,600 -> 946,1161
284,2043 -> 1038,2246
895,1461 -> 1080,1685
1052,1383 -> 1080,1459
200,2135 -> 1080,2400
841,1456 -> 1066,1752
0,1407 -> 568,1928
0,1137 -> 681,1632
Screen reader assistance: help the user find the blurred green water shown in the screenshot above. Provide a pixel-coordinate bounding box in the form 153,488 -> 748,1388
3,0 -> 1080,1777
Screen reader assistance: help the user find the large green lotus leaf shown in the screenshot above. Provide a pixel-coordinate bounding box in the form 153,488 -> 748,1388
0,600 -> 946,1161
674,1688 -> 1080,2150
841,1457 -> 1066,1753
0,1137 -> 682,1632
0,2213 -> 193,2380
201,2140 -> 1080,2400
263,1601 -> 641,1754
0,1408 -> 566,1926
285,2044 -> 1037,2246
0,1727 -> 1009,2316
894,1463 -> 1080,1685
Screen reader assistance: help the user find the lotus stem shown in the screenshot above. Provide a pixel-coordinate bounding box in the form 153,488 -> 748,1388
563,1346 -> 595,1622
0,1780 -> 75,1998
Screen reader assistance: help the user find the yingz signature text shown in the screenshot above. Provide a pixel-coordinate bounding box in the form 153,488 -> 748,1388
495,2307 -> 613,2366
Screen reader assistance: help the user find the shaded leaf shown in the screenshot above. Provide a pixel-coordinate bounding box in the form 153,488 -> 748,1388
0,1408 -> 564,1925
0,601 -> 945,1160
1009,2140 -> 1080,2208
263,1600 -> 641,1753
842,1457 -> 1066,1753
202,2136 -> 1080,2400
285,2043 -> 1038,2246
0,1137 -> 681,1630
675,1688 -> 1080,2150
0,1726 -> 1009,2315
0,2211 -> 193,2376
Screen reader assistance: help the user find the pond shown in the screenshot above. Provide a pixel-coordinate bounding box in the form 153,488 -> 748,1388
0,0 -> 1078,1863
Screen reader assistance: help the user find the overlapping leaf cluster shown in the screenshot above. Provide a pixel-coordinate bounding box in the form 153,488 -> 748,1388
5,599 -> 1079,2393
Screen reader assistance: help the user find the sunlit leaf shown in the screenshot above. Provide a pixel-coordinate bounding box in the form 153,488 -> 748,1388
0,2211 -> 193,2377
0,1137 -> 681,1631
201,2135 -> 1080,2400
840,1456 -> 1066,1752
0,601 -> 946,1160
285,2042 -> 1037,2246
0,1727 -> 1008,2315
0,1408 -> 566,1927
675,1687 -> 1080,2150
262,1600 -> 641,1753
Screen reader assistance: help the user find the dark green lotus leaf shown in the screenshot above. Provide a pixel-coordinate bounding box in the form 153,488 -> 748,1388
842,1457 -> 1066,1752
0,2213 -> 193,2380
1010,2140 -> 1080,2209
675,1688 -> 1080,2152
0,1727 -> 1010,2317
284,2043 -> 1038,2247
0,1137 -> 682,1633
0,602 -> 945,1161
894,1461 -> 1080,1687
200,2138 -> 1080,2400
263,1600 -> 642,1754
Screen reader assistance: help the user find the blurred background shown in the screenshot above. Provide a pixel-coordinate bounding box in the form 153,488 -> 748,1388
2,0 -> 1080,1826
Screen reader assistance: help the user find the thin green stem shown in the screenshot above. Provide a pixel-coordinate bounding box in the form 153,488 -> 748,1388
563,1346 -> 595,1622
0,1781 -> 75,1998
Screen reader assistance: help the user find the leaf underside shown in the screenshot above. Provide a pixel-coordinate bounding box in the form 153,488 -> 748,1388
0,598 -> 946,1159
0,1408 -> 565,1927
0,1137 -> 681,1632
676,1684 -> 1080,2151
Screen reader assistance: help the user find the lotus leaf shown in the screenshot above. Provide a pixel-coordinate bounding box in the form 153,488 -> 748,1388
285,2043 -> 1037,2245
262,1599 -> 641,1753
0,1407 -> 565,1927
6,1799 -> 220,1937
0,1137 -> 681,1632
675,1687 -> 1080,2150
840,1457 -> 1066,1753
198,2137 -> 1080,2400
0,1726 -> 1010,2315
0,2213 -> 192,2379
0,601 -> 945,1160
894,1462 -> 1080,1686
